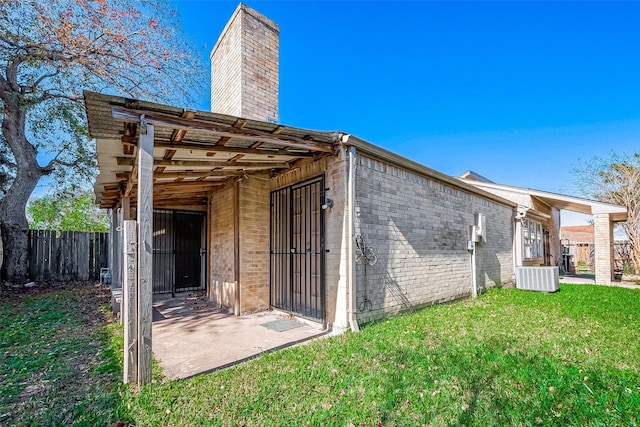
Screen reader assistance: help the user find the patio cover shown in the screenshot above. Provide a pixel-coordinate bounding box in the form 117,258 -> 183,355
84,91 -> 339,209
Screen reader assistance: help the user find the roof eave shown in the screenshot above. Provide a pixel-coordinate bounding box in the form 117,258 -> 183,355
344,136 -> 517,208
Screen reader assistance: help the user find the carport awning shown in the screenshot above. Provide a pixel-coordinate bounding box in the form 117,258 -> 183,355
460,179 -> 627,222
84,91 -> 339,209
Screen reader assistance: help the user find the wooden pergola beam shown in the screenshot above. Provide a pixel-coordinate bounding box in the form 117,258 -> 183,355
111,106 -> 334,153
217,119 -> 247,146
123,158 -> 139,198
116,157 -> 289,169
153,181 -> 224,189
154,170 -> 246,179
153,199 -> 208,207
153,142 -> 314,157
170,110 -> 196,143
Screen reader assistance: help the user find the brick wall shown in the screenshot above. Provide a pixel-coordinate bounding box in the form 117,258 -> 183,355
593,213 -> 614,285
208,184 -> 236,309
238,173 -> 271,313
354,155 -> 514,323
210,4 -> 279,122
210,6 -> 242,117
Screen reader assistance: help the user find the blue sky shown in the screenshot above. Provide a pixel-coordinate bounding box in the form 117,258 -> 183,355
172,1 -> 639,225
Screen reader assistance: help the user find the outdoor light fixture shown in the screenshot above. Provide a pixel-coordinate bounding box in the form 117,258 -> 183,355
322,199 -> 334,210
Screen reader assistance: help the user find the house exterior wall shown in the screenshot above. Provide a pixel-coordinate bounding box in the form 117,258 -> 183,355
210,3 -> 279,122
238,173 -> 271,313
518,201 -> 552,267
271,153 -> 350,330
208,184 -> 236,309
354,154 -> 514,323
594,213 -> 614,285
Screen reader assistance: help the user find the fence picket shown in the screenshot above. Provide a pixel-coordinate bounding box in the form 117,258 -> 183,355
28,230 -> 109,281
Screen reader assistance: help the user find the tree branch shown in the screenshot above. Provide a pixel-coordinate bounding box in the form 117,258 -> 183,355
43,155 -> 79,172
28,69 -> 61,92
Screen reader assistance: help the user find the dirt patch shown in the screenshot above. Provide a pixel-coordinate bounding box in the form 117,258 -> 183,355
1,280 -> 107,300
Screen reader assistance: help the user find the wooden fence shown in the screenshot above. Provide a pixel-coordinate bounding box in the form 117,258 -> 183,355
28,230 -> 109,281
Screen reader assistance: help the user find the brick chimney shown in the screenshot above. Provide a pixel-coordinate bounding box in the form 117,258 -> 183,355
210,3 -> 279,123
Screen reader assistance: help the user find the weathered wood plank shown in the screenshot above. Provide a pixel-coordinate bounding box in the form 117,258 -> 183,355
64,231 -> 73,281
137,123 -> 154,385
27,230 -> 109,282
123,220 -> 137,384
111,106 -> 334,153
153,142 -> 314,157
42,230 -> 51,280
79,232 -> 90,281
117,157 -> 289,169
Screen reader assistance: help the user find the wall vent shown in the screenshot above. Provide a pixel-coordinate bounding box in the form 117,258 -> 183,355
515,266 -> 559,292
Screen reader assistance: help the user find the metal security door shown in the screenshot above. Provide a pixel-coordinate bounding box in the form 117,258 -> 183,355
270,176 -> 325,321
152,210 -> 205,294
174,212 -> 205,292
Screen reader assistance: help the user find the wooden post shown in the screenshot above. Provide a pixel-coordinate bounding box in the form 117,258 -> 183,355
109,209 -> 115,284
122,198 -> 131,220
122,220 -> 137,384
137,121 -> 154,385
234,181 -> 240,316
114,210 -> 121,272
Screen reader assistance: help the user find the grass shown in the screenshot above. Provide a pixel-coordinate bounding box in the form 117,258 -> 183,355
0,283 -> 124,426
1,283 -> 639,426
124,284 -> 639,426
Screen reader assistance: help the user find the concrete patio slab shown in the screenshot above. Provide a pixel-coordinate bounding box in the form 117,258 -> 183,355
152,292 -> 326,380
559,273 -> 640,289
560,273 -> 596,284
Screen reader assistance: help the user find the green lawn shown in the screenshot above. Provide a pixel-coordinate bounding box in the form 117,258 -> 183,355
0,283 -> 124,426
1,283 -> 639,426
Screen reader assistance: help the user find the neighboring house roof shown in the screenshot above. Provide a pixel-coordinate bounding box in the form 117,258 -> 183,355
459,173 -> 627,222
560,225 -> 594,243
85,91 -> 517,210
459,170 -> 494,183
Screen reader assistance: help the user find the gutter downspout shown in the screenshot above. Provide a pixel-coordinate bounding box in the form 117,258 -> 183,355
512,210 -> 518,285
347,143 -> 360,333
471,241 -> 478,298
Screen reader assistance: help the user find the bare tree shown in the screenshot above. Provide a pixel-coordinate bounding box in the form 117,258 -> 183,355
0,0 -> 206,284
572,152 -> 640,273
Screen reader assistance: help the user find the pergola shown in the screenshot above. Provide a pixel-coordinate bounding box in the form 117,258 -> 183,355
84,91 -> 339,385
85,92 -> 338,209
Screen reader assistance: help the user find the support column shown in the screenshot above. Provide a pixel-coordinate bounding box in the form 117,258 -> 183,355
112,208 -> 123,324
113,208 -> 122,290
550,207 -> 562,268
122,220 -> 137,384
109,208 -> 115,279
137,122 -> 154,385
594,213 -> 614,285
122,197 -> 131,220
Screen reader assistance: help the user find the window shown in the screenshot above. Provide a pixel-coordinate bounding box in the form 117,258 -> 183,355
522,219 -> 543,259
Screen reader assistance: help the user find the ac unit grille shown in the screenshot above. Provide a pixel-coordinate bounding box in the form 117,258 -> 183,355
515,267 -> 559,292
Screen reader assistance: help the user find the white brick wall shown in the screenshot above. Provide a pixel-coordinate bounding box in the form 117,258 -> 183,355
593,213 -> 614,285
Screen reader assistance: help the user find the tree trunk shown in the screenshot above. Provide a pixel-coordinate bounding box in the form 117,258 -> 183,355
0,102 -> 45,285
624,221 -> 640,274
